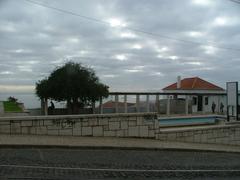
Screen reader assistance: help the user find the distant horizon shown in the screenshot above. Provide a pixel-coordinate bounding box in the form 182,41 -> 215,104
0,76 -> 233,109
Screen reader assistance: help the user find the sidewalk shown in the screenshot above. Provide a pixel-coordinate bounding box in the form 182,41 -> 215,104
0,135 -> 239,153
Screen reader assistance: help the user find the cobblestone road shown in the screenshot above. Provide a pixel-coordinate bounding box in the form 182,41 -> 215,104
0,148 -> 240,179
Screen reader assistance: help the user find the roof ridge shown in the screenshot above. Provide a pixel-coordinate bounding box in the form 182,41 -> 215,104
198,77 -> 224,90
162,76 -> 224,91
183,76 -> 198,81
192,77 -> 198,88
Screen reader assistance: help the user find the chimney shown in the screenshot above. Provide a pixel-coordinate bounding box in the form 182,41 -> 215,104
177,76 -> 181,89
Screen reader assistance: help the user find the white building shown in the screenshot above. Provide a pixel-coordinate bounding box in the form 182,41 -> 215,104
162,76 -> 226,114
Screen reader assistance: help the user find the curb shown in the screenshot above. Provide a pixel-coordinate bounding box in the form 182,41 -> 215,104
0,135 -> 239,153
0,144 -> 239,154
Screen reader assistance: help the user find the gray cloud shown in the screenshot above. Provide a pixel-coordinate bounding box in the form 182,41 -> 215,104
0,0 -> 240,108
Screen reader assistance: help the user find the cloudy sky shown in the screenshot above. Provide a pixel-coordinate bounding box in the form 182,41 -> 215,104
0,0 -> 240,108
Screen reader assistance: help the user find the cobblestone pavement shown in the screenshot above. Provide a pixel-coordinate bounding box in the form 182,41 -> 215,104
0,148 -> 240,179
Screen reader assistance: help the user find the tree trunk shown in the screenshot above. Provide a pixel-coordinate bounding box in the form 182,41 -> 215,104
67,99 -> 72,114
92,101 -> 95,114
72,98 -> 79,114
41,98 -> 45,115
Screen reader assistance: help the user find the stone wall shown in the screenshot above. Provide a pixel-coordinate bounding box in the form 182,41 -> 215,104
1,113 -> 240,146
0,113 -> 157,138
156,124 -> 240,145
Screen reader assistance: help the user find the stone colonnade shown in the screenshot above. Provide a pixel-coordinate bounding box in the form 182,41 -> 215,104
98,93 -> 184,115
99,93 -> 225,115
42,92 -> 225,116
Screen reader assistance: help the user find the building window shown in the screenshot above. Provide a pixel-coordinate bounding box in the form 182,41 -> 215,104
192,97 -> 197,105
205,97 -> 208,105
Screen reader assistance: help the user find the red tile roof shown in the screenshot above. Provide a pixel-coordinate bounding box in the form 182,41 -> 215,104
162,77 -> 224,91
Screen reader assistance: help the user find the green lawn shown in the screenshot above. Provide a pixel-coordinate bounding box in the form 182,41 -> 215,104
3,101 -> 22,112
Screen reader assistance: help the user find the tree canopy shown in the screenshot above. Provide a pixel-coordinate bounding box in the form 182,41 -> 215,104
36,62 -> 109,111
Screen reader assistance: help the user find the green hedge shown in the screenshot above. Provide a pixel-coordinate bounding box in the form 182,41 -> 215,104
3,101 -> 22,112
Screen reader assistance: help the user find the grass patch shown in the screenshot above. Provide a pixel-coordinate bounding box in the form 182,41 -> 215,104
3,101 -> 22,112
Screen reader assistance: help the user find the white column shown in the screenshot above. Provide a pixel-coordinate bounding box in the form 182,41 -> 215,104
146,95 -> 150,112
92,101 -> 95,114
99,97 -> 103,114
167,96 -> 170,116
155,94 -> 160,113
217,95 -> 220,113
185,95 -> 189,115
136,94 -> 140,113
124,95 -> 127,113
115,95 -> 119,113
44,98 -> 48,116
202,96 -> 205,113
189,95 -> 192,114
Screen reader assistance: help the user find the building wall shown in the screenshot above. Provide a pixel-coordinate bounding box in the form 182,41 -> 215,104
191,95 -> 226,113
162,90 -> 226,114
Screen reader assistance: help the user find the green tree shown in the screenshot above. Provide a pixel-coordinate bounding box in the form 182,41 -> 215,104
36,78 -> 51,99
36,62 -> 109,114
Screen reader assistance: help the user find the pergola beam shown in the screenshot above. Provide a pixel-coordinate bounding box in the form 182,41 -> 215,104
109,92 -> 226,96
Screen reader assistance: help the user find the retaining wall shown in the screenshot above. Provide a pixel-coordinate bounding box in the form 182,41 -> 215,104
0,113 -> 240,146
155,124 -> 240,145
0,113 -> 157,138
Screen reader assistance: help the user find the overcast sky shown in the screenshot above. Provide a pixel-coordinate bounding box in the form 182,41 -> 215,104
0,0 -> 240,108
